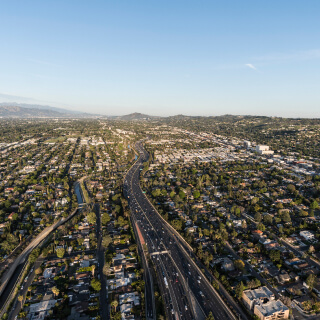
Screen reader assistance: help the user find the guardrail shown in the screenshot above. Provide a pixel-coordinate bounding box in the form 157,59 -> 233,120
124,147 -> 156,320
135,142 -> 237,320
2,238 -> 49,320
0,258 -> 28,319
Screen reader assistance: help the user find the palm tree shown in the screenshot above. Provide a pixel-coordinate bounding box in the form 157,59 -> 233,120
206,311 -> 215,320
18,295 -> 24,309
27,286 -> 32,299
51,286 -> 60,297
103,263 -> 110,277
91,264 -> 96,277
111,300 -> 118,313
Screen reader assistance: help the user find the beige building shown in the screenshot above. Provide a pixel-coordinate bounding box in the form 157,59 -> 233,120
242,286 -> 275,310
256,145 -> 274,155
243,287 -> 289,320
254,300 -> 289,320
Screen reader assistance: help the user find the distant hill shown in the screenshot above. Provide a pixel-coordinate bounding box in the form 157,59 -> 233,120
115,112 -> 161,121
0,102 -> 82,114
168,114 -> 193,120
0,103 -> 99,118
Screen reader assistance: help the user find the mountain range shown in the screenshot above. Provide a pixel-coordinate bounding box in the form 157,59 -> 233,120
0,105 -> 163,120
0,103 -> 99,118
0,104 -> 255,120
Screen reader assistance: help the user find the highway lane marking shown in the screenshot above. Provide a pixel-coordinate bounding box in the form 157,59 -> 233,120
127,143 -> 237,320
127,151 -> 196,320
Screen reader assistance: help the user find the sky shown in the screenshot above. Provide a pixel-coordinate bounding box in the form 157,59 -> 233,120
0,1 -> 320,117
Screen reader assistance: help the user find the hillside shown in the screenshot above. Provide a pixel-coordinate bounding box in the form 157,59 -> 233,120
0,104 -> 99,118
115,112 -> 161,121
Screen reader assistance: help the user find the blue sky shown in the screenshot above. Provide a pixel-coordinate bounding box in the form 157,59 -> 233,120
0,1 -> 319,117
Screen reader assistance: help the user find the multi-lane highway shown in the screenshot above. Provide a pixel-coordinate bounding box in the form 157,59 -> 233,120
124,142 -> 236,320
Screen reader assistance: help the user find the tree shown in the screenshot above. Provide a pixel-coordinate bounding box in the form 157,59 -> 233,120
101,213 -> 111,225
310,200 -> 319,210
308,245 -> 315,254
129,244 -> 137,252
111,300 -> 119,313
287,184 -> 296,194
254,212 -> 262,222
257,223 -> 265,232
234,259 -> 245,271
102,235 -> 112,248
281,211 -> 291,223
302,300 -> 313,312
56,247 -> 65,259
306,274 -> 316,290
235,281 -> 245,299
0,233 -> 18,254
152,189 -> 161,197
35,267 -> 42,275
264,214 -> 273,225
282,296 -> 292,307
91,264 -> 96,277
193,190 -> 201,199
87,212 -> 96,225
206,311 -> 215,320
51,286 -> 60,297
91,278 -> 101,291
27,286 -> 32,298
269,250 -> 281,262
178,190 -> 186,199
28,248 -> 40,264
18,295 -> 24,308
247,278 -> 261,289
103,263 -> 111,276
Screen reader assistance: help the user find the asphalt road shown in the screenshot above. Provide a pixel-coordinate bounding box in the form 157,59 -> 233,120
94,203 -> 109,320
225,242 -> 279,300
124,142 -> 236,320
0,181 -> 85,317
0,219 -> 64,309
9,257 -> 44,320
130,211 -> 156,320
243,213 -> 320,276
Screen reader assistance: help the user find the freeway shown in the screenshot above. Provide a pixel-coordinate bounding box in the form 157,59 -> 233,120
125,165 -> 195,320
130,209 -> 156,320
124,142 -> 236,320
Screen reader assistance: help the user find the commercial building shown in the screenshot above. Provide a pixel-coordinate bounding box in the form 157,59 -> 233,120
254,300 -> 289,320
299,230 -> 315,241
242,286 -> 275,310
256,145 -> 274,155
243,287 -> 289,320
244,140 -> 251,149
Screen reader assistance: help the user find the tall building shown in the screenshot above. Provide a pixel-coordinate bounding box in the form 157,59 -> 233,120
242,287 -> 289,320
256,145 -> 274,155
244,140 -> 251,149
254,300 -> 289,320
